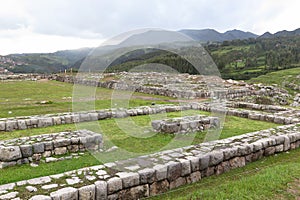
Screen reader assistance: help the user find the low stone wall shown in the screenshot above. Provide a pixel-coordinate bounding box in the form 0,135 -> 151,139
1,123 -> 300,199
151,115 -> 220,133
228,101 -> 289,112
54,75 -> 255,99
1,103 -> 299,132
0,130 -> 102,169
191,103 -> 300,125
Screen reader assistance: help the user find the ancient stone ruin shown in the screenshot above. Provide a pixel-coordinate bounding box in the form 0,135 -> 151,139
151,115 -> 220,133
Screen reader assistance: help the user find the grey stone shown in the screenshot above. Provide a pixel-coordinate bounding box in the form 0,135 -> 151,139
27,176 -> 51,185
118,184 -> 149,199
79,185 -> 95,200
149,180 -> 169,196
0,192 -> 18,200
17,120 -> 27,130
54,139 -> 71,148
50,187 -> 78,200
0,146 -> 22,162
95,181 -> 107,200
29,195 -> 51,200
209,150 -> 224,166
167,161 -> 182,182
44,142 -> 53,151
41,184 -> 58,190
33,143 -> 44,154
186,171 -> 201,184
26,186 -> 37,192
178,159 -> 191,176
0,183 -> 15,191
116,172 -> 140,188
153,164 -> 168,181
107,177 -> 122,194
138,168 -> 155,184
54,147 -> 67,155
199,154 -> 210,170
20,145 -> 33,157
169,177 -> 186,189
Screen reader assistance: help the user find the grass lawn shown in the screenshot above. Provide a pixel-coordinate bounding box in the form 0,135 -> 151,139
149,148 -> 300,200
0,111 -> 278,185
249,67 -> 300,94
0,80 -> 174,118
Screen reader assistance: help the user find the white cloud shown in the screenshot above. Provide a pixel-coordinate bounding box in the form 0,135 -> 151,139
0,0 -> 299,54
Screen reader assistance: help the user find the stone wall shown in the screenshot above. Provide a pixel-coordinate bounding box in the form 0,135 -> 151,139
53,74 -> 255,99
0,130 -> 102,169
1,103 -> 299,132
1,123 -> 300,199
152,115 -> 220,133
0,104 -> 189,132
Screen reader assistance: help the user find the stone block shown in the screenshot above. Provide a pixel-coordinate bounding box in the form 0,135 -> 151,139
116,172 -> 140,188
0,146 -> 22,162
107,177 -> 122,194
118,184 -> 149,200
50,187 -> 78,200
95,181 -> 107,200
33,143 -> 44,154
79,185 -> 95,200
167,161 -> 182,182
149,180 -> 169,196
20,145 -> 33,157
138,168 -> 155,184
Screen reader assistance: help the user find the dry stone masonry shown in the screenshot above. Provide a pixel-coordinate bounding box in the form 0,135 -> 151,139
1,102 -> 299,132
0,130 -> 102,169
1,123 -> 300,199
152,115 -> 220,133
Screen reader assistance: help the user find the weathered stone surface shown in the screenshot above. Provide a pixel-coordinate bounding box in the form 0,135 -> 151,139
264,146 -> 276,156
118,184 -> 149,200
107,177 -> 122,194
149,180 -> 169,196
27,176 -> 51,185
33,143 -> 44,154
26,186 -> 37,192
20,145 -> 33,158
209,151 -> 224,166
167,161 -> 182,182
153,164 -> 168,181
199,154 -> 210,170
29,195 -> 51,200
170,177 -> 186,189
95,181 -> 107,200
186,171 -> 201,184
138,168 -> 155,184
41,184 -> 58,190
0,146 -> 22,162
229,157 -> 245,169
178,159 -> 191,176
54,139 -> 71,148
78,185 -> 95,200
0,192 -> 18,200
50,187 -> 78,200
116,172 -> 140,188
54,147 -> 67,155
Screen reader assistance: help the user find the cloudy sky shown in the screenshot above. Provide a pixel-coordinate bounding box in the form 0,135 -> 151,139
0,0 -> 299,55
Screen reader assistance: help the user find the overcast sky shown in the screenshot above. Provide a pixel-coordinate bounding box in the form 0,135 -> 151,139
0,0 -> 299,55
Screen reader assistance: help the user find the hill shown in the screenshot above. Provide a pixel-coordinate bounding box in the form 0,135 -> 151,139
179,29 -> 257,42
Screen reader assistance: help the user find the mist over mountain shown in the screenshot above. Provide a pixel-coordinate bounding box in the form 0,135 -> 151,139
179,29 -> 258,42
1,27 -> 299,75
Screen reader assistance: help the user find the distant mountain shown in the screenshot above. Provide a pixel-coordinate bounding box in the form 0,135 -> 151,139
258,28 -> 300,39
179,29 -> 257,42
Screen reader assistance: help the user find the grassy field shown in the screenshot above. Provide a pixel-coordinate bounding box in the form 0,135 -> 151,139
0,80 -> 173,118
149,148 -> 300,200
249,67 -> 300,94
0,110 -> 278,185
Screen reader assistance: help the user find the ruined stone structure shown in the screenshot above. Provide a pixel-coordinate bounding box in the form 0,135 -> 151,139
1,124 -> 300,199
152,115 -> 220,133
0,130 -> 102,169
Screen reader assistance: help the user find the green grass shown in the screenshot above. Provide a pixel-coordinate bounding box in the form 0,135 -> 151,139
249,67 -> 300,94
149,148 -> 300,200
0,111 -> 277,185
0,80 -> 174,118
